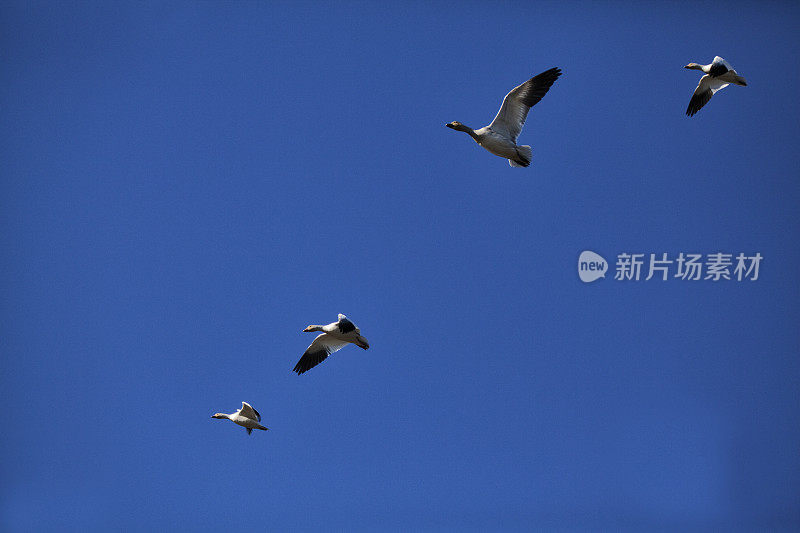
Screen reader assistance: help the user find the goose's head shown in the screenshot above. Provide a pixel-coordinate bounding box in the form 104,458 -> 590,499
446,121 -> 463,130
303,325 -> 322,332
684,63 -> 703,70
356,335 -> 370,350
211,413 -> 227,419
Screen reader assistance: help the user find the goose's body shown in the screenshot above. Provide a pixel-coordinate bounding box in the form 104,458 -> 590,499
212,401 -> 269,435
293,314 -> 369,375
685,56 -> 747,116
447,67 -> 561,167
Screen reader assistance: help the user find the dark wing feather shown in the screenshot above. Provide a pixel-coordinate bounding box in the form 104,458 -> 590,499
293,345 -> 331,374
686,75 -> 723,117
686,89 -> 712,116
488,67 -> 561,142
293,334 -> 349,375
514,67 -> 562,109
707,62 -> 728,77
338,317 -> 356,333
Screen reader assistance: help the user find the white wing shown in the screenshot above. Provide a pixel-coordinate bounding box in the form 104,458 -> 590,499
487,68 -> 561,143
293,333 -> 349,374
686,75 -> 729,116
713,56 -> 734,70
239,402 -> 261,422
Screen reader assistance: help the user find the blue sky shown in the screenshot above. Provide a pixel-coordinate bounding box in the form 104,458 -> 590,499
2,1 -> 799,530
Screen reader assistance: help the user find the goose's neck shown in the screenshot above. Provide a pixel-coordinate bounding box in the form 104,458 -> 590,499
455,123 -> 479,141
685,63 -> 707,73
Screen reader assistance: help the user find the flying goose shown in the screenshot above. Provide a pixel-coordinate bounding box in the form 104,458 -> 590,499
293,314 -> 369,375
446,67 -> 561,167
685,56 -> 747,116
211,401 -> 269,434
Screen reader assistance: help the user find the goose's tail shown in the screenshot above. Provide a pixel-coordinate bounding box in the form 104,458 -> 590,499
509,145 -> 532,167
732,75 -> 747,86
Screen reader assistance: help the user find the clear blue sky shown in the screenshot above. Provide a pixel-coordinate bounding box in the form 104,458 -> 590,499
2,1 -> 799,530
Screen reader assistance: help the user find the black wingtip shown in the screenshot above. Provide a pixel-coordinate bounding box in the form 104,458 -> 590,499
293,362 -> 312,375
543,67 -> 562,78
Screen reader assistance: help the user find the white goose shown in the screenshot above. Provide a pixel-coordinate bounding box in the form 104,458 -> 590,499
446,67 -> 561,167
293,314 -> 369,375
685,56 -> 747,117
211,402 -> 269,434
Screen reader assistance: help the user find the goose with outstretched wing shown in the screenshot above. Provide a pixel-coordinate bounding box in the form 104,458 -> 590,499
211,401 -> 269,435
293,314 -> 369,375
685,56 -> 747,117
446,67 -> 561,167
